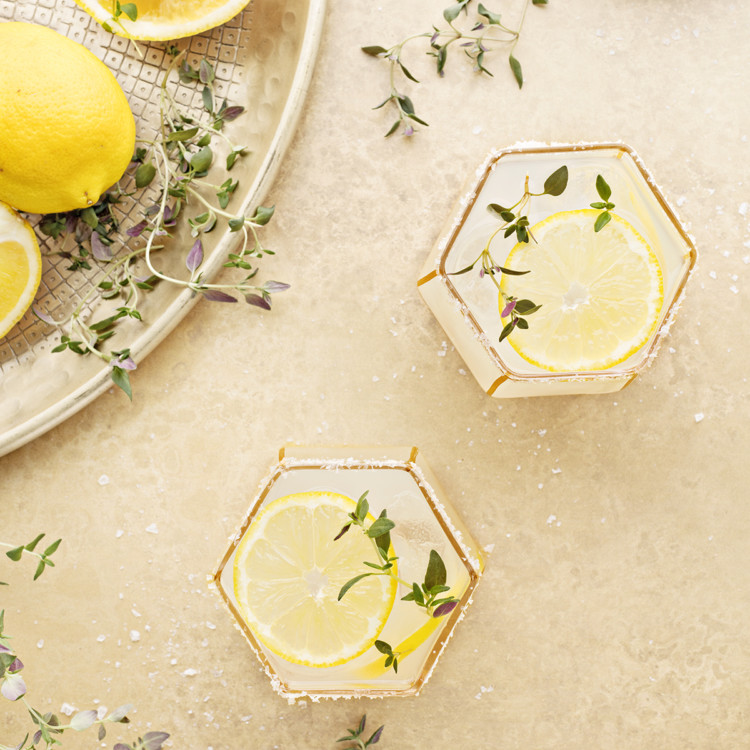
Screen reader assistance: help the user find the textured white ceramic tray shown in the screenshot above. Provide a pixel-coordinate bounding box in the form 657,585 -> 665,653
0,0 -> 325,457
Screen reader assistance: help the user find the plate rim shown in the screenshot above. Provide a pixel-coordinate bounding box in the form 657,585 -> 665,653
0,0 -> 327,458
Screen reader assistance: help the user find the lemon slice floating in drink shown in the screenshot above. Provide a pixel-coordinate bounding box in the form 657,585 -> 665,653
499,209 -> 664,372
233,492 -> 397,668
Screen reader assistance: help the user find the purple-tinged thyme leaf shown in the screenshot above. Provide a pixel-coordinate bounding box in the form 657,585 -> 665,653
501,299 -> 517,317
245,293 -> 271,310
70,709 -> 97,731
263,280 -> 290,293
367,725 -> 385,745
8,658 -> 23,672
141,731 -> 170,750
1,672 -> 27,701
433,599 -> 459,618
186,238 -> 204,273
203,290 -> 237,303
126,220 -> 148,238
91,232 -> 112,261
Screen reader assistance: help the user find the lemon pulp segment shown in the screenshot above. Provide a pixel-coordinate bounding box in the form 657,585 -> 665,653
0,23 -> 135,215
73,0 -> 251,40
233,492 -> 397,668
499,209 -> 664,372
0,203 -> 42,339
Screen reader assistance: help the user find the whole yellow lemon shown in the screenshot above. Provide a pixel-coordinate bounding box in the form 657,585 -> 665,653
0,22 -> 136,215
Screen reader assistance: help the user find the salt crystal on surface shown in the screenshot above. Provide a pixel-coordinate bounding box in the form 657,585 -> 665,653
98,475 -> 110,486
60,703 -> 77,716
546,515 -> 557,525
730,285 -> 739,294
115,530 -> 124,538
740,202 -> 749,217
37,640 -> 44,649
130,630 -> 141,642
145,523 -> 159,534
694,413 -> 705,423
183,668 -> 199,677
97,635 -> 106,642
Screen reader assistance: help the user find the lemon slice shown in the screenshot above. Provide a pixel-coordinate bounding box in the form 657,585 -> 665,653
73,0 -> 251,40
499,209 -> 664,372
0,203 -> 42,339
233,492 -> 397,668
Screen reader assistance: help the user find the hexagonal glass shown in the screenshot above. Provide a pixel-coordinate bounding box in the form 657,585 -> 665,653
212,445 -> 484,701
418,143 -> 697,397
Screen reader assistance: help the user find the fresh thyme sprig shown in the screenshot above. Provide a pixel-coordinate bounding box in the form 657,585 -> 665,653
362,0 -> 550,136
449,165 -> 567,342
33,47 -> 288,400
0,536 -> 169,750
0,534 -> 61,585
101,1 -> 138,36
336,715 -> 384,749
334,492 -> 460,674
590,174 -> 615,232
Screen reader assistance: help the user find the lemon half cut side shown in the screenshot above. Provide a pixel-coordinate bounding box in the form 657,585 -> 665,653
73,0 -> 252,40
233,492 -> 397,668
0,203 -> 42,340
499,209 -> 664,372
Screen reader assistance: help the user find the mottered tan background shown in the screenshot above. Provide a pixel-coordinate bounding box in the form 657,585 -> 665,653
2,1 -> 750,748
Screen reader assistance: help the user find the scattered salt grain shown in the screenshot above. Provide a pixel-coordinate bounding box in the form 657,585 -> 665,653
37,640 -> 44,649
145,523 -> 159,534
130,630 -> 141,642
183,668 -> 198,677
730,285 -> 739,294
475,685 -> 494,699
740,202 -> 749,217
694,413 -> 704,423
115,529 -> 124,538
60,703 -> 77,716
546,515 -> 557,525
97,635 -> 106,642
98,475 -> 110,486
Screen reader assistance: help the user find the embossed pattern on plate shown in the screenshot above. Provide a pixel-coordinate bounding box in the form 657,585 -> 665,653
0,0 -> 325,457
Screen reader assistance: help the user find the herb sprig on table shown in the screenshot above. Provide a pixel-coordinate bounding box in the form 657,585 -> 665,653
362,0 -> 550,136
334,491 -> 460,674
34,47 -> 288,400
449,165 -> 568,342
0,535 -> 169,750
336,715 -> 384,749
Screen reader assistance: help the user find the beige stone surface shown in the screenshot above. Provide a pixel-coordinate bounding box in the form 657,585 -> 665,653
2,1 -> 750,748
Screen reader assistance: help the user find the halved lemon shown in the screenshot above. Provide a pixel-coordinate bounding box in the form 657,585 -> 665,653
0,202 -> 42,339
233,492 -> 397,668
499,209 -> 664,372
73,0 -> 251,40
